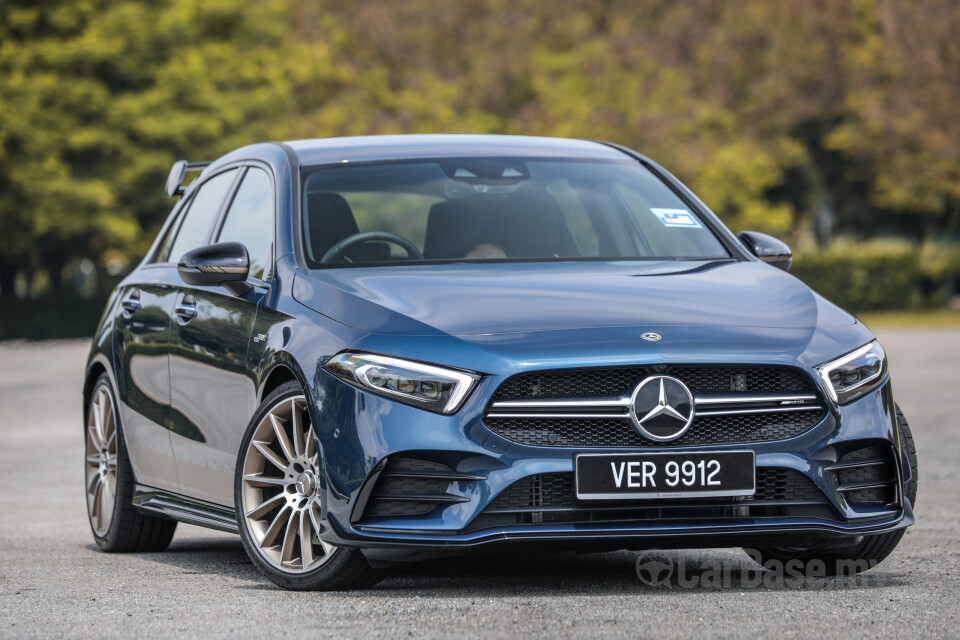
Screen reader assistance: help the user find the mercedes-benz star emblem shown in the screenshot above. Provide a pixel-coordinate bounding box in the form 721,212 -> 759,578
641,332 -> 662,342
629,375 -> 695,441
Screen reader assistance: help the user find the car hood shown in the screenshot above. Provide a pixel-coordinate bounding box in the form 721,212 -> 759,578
292,260 -> 857,338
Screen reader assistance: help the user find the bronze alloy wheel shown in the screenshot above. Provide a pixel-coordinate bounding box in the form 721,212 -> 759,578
240,395 -> 337,573
85,382 -> 118,537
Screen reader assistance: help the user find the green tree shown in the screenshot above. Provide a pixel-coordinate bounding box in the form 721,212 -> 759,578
0,0 -> 296,293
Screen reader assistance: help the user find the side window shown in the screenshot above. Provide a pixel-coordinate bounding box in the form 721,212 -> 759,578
216,168 -> 274,281
166,169 -> 238,265
154,197 -> 192,263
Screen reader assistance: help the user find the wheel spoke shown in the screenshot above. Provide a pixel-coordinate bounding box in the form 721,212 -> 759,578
243,474 -> 287,488
252,441 -> 288,472
103,406 -> 116,452
96,390 -> 109,444
260,505 -> 292,549
246,492 -> 287,520
280,511 -> 300,566
291,399 -> 305,458
309,506 -> 322,538
318,537 -> 335,557
86,454 -> 101,465
299,511 -> 315,568
91,398 -> 103,435
91,479 -> 103,530
99,481 -> 115,524
87,422 -> 105,451
87,472 -> 101,496
270,414 -> 295,462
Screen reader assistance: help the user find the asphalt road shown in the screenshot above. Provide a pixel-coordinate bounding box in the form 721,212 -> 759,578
1,330 -> 958,639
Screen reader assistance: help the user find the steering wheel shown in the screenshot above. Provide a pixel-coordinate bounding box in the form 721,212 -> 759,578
320,231 -> 424,264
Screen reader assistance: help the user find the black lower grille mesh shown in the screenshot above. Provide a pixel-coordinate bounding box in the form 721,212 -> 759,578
835,445 -> 898,505
485,468 -> 826,512
364,457 -> 454,518
484,410 -> 822,448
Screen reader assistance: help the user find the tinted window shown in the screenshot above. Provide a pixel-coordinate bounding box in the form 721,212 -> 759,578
154,196 -> 192,263
216,168 -> 274,280
166,169 -> 238,265
301,159 -> 728,267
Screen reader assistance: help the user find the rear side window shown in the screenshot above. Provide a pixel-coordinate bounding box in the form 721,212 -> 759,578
216,168 -> 274,281
165,169 -> 238,264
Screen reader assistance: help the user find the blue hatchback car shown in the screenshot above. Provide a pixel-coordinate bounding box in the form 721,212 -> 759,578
83,135 -> 917,590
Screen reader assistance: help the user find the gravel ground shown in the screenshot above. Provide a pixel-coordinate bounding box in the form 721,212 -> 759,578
0,330 -> 957,639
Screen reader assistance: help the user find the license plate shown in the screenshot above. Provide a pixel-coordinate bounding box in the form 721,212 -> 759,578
575,451 -> 756,500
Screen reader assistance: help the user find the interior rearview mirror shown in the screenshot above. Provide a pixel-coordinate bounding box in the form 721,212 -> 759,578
737,231 -> 792,272
178,242 -> 252,296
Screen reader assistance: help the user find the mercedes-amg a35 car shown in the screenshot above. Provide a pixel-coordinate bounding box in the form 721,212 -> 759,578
83,135 -> 916,590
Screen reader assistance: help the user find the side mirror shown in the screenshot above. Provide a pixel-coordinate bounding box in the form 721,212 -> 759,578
737,231 -> 792,272
178,242 -> 252,296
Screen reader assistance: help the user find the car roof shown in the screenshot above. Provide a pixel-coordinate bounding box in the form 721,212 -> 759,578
284,134 -> 628,166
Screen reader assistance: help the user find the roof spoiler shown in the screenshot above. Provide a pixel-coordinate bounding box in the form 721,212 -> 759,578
164,160 -> 211,197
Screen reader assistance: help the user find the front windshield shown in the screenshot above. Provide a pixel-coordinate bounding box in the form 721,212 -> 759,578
301,157 -> 729,267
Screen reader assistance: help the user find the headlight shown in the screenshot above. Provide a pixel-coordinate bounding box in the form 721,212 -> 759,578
324,352 -> 480,414
817,341 -> 888,405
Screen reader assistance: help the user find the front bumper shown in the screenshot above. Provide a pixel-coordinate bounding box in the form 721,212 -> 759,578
308,368 -> 913,551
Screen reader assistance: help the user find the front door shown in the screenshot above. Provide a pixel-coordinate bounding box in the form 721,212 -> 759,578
168,165 -> 275,505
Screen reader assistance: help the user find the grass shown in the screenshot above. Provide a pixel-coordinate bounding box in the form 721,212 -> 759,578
857,308 -> 960,329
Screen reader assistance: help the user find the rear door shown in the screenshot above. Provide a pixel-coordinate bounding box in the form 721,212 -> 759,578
113,167 -> 240,492
113,271 -> 180,493
168,165 -> 275,505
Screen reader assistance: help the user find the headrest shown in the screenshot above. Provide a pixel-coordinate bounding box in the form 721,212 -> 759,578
305,192 -> 360,261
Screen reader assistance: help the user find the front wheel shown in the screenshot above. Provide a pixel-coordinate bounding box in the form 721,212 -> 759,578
753,403 -> 918,574
235,380 -> 384,590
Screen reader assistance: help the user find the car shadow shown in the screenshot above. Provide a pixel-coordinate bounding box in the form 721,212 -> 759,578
107,538 -> 912,596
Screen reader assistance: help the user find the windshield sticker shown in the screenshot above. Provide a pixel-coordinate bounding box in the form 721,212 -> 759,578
651,208 -> 702,229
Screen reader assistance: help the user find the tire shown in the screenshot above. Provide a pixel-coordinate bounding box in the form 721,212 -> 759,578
85,373 -> 177,552
753,403 -> 918,574
234,380 -> 384,590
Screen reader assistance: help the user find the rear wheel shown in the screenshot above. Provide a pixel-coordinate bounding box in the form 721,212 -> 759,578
235,380 -> 384,590
85,374 -> 177,552
753,404 -> 917,574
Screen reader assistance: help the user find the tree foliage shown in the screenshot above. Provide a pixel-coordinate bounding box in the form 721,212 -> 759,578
1,0 -> 959,295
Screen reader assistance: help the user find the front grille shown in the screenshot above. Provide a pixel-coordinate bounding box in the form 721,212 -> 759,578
484,365 -> 825,448
829,444 -> 898,505
469,468 -> 836,529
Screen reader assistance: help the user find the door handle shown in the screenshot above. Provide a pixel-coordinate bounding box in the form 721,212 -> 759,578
175,295 -> 197,324
121,290 -> 141,317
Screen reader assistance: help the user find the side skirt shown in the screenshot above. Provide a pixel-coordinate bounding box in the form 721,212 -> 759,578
133,485 -> 239,534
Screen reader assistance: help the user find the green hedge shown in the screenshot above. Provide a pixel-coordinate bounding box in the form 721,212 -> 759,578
790,241 -> 925,312
0,294 -> 110,341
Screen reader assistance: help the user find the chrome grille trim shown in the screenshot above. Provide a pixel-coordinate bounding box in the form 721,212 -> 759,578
485,392 -> 822,420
